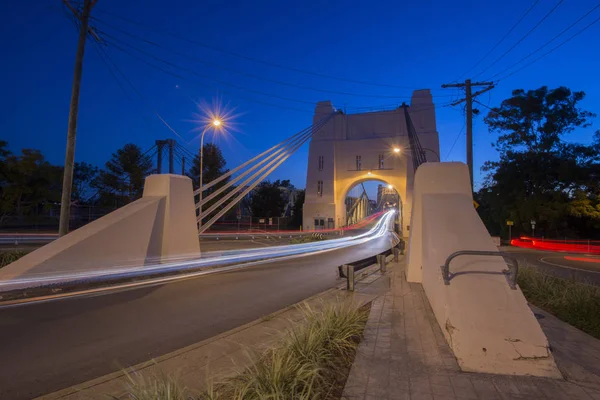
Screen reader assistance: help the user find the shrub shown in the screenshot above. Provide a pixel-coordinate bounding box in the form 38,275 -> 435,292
117,369 -> 188,400
518,264 -> 600,339
0,251 -> 27,268
290,236 -> 325,245
201,300 -> 369,400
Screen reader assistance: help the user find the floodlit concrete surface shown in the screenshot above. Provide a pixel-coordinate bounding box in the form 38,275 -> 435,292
0,174 -> 199,283
406,162 -> 561,378
0,231 -> 394,400
343,259 -> 600,399
303,91 -> 440,234
143,174 -> 201,259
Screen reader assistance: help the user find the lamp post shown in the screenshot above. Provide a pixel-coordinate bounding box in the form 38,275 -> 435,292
199,119 -> 221,226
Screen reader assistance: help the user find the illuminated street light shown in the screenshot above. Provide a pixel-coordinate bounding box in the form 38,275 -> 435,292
199,118 -> 225,226
393,147 -> 401,154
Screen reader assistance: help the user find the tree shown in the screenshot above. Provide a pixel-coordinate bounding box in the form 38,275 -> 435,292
72,162 -> 99,203
478,86 -> 599,239
93,144 -> 154,207
291,189 -> 305,228
187,143 -> 230,223
0,140 -> 11,191
187,143 -> 228,187
0,148 -> 62,218
250,180 -> 286,219
484,87 -> 596,154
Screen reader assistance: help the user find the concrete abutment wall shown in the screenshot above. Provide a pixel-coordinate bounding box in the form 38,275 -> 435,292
0,174 -> 200,284
406,162 -> 561,378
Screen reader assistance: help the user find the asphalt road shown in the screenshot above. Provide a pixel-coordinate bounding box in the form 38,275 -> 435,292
0,232 -> 393,400
501,246 -> 600,285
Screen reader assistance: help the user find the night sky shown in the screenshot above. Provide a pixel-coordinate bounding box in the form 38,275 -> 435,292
2,0 -> 599,192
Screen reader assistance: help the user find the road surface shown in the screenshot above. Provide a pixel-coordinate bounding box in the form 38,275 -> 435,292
502,246 -> 600,285
0,230 -> 394,399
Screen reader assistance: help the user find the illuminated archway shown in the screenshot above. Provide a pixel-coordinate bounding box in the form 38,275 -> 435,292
302,91 -> 440,235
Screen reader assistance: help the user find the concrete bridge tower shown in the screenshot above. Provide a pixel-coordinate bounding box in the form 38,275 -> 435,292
302,90 -> 440,234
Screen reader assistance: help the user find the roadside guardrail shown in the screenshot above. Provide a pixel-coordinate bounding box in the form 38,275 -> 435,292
339,242 -> 403,291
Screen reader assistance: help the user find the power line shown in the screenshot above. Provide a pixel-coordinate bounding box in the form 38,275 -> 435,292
99,25 -> 451,116
473,0 -> 564,79
93,8 -> 433,91
103,39 -> 315,114
94,42 -> 187,141
92,40 -> 168,139
445,119 -> 466,160
496,13 -> 600,81
488,2 -> 600,80
101,34 -> 318,106
92,17 -> 450,100
455,0 -> 540,81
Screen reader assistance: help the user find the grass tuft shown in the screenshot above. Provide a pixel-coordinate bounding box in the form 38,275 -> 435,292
0,251 -> 27,268
200,300 -> 369,400
290,236 -> 325,245
117,369 -> 188,400
518,264 -> 600,339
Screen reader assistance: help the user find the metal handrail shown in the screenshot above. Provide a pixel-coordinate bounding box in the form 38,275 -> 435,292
440,250 -> 518,290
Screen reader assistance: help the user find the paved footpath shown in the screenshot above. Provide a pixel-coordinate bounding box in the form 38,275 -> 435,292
343,258 -> 600,400
35,266 -> 384,400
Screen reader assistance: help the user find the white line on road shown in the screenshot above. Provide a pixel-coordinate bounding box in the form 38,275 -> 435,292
539,256 -> 600,274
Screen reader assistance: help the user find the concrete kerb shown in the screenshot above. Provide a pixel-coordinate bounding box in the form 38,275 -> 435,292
35,263 -> 386,400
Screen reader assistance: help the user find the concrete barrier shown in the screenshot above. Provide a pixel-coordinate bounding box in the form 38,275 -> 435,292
0,174 -> 200,283
406,162 -> 560,378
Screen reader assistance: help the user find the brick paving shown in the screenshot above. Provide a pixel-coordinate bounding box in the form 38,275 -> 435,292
343,259 -> 600,400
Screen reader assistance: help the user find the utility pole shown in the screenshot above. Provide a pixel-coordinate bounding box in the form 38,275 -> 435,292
59,0 -> 99,236
441,79 -> 494,190
181,156 -> 186,175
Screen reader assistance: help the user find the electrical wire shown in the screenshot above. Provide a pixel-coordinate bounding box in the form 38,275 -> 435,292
93,9 -> 432,90
487,2 -> 600,80
455,0 -> 540,81
101,34 -> 319,106
102,39 -> 314,114
91,17 -> 449,100
473,0 -> 564,79
495,13 -> 600,81
445,107 -> 467,160
175,143 -> 198,161
92,41 -> 168,140
94,42 -> 187,141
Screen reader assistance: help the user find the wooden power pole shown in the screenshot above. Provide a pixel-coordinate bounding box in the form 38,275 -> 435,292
59,0 -> 99,236
441,79 -> 494,190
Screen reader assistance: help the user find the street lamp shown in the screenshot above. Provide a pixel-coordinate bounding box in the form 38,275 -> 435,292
199,118 -> 222,226
393,147 -> 401,154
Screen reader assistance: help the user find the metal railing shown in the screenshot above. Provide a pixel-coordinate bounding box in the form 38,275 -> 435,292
440,250 -> 518,290
339,244 -> 403,291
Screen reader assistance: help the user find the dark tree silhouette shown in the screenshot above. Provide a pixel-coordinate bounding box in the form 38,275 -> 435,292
92,143 -> 154,207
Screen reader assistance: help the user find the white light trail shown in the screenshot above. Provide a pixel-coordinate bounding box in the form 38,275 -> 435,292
0,212 -> 396,294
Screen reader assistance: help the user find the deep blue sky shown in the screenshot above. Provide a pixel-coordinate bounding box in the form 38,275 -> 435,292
2,0 -> 599,191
